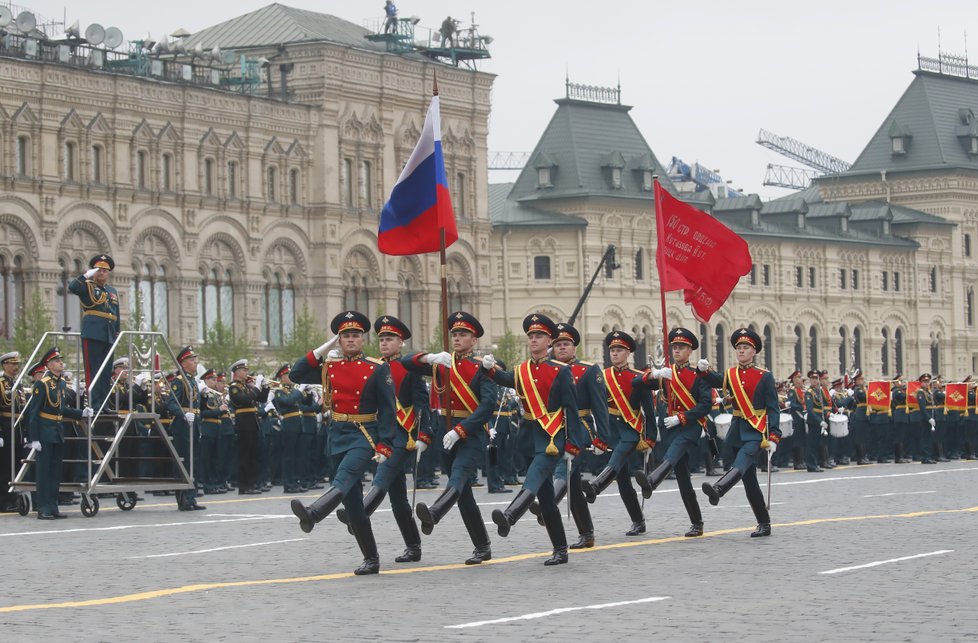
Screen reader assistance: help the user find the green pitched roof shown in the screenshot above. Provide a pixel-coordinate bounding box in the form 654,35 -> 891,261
840,70 -> 978,177
185,3 -> 391,52
507,97 -> 676,203
488,183 -> 586,227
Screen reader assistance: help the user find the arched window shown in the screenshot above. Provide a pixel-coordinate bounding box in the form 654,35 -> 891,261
341,158 -> 353,207
161,153 -> 173,192
198,268 -> 234,338
930,337 -> 940,374
714,324 -> 726,372
763,324 -> 774,371
968,287 -> 975,327
289,168 -> 300,205
263,273 -> 294,346
0,256 -> 25,338
852,327 -> 862,370
136,150 -> 148,189
203,158 -> 215,196
130,262 -> 169,335
15,135 -> 30,176
881,328 -> 890,376
91,144 -> 104,184
930,267 -> 938,293
809,326 -> 819,369
894,328 -> 904,375
455,172 -> 466,217
63,141 -> 77,182
359,160 -> 372,209
635,248 -> 644,281
699,323 -> 709,362
55,258 -> 82,332
794,325 -> 803,370
227,160 -> 238,198
266,166 -> 277,202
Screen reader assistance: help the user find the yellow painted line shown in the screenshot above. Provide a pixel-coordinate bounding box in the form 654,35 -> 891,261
2,503 -> 977,613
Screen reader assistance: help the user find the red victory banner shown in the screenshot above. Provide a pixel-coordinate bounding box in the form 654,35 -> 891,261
905,381 -> 922,411
867,381 -> 892,415
945,382 -> 968,413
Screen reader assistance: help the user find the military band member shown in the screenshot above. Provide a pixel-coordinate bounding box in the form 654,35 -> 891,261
337,315 -> 429,563
289,311 -> 396,575
849,370 -> 871,465
24,348 -> 93,519
1,352 -> 23,512
167,346 -> 205,510
482,314 -> 590,565
916,373 -> 937,464
933,377 -> 950,461
410,311 -> 498,565
228,360 -> 268,494
69,254 -> 121,412
804,370 -> 827,472
268,364 -> 303,493
633,327 -> 711,537
298,384 -> 323,490
582,330 -> 655,537
785,370 -> 807,470
700,327 -> 780,537
199,369 -> 228,494
965,377 -> 977,460
536,322 -> 611,549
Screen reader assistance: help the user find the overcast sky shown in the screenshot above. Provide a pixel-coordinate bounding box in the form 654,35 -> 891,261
19,0 -> 978,198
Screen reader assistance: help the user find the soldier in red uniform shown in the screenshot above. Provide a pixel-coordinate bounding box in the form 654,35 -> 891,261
410,311 -> 498,565
481,313 -> 591,565
289,311 -> 396,575
699,327 -> 781,537
633,327 -> 712,537
582,331 -> 656,536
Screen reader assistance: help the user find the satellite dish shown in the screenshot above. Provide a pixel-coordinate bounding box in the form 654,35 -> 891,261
104,27 -> 123,49
85,23 -> 105,46
15,11 -> 36,34
0,7 -> 11,28
66,20 -> 80,38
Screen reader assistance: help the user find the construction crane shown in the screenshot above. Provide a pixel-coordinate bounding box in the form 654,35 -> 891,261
667,156 -> 742,198
488,151 -> 531,170
755,128 -> 851,189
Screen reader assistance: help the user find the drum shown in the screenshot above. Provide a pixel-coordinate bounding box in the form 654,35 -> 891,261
714,413 -> 733,440
779,412 -> 794,438
828,413 -> 849,438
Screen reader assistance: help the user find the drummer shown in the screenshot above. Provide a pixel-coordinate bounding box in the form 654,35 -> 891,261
830,377 -> 854,465
804,370 -> 828,472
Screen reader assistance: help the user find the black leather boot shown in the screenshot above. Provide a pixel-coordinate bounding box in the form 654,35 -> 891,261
792,447 -> 805,470
291,486 -> 343,534
530,478 -> 567,526
393,508 -> 422,563
634,460 -> 673,499
465,519 -> 492,565
542,511 -> 568,566
338,486 -> 386,524
569,504 -> 594,549
582,466 -> 616,503
701,467 -> 743,506
705,452 -> 720,476
750,523 -> 772,538
492,488 -> 535,537
625,520 -> 646,536
351,519 -> 380,575
685,522 -> 704,537
416,486 -> 460,536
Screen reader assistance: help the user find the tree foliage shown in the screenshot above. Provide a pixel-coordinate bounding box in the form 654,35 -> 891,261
196,320 -> 255,375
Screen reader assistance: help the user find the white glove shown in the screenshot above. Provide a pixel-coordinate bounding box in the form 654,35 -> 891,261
184,412 -> 196,424
663,415 -> 681,429
254,374 -> 264,389
30,440 -> 42,452
443,429 -> 461,450
316,413 -> 323,423
0,437 -> 4,448
84,267 -> 98,279
489,427 -> 498,441
266,390 -> 275,404
697,359 -> 710,372
765,440 -> 777,454
326,349 -> 341,360
423,351 -> 453,368
416,440 -> 428,455
820,420 -> 828,431
372,452 -> 388,464
928,418 -> 936,430
312,335 -> 339,359
482,354 -> 497,370
81,407 -> 94,418
263,402 -> 275,413
563,451 -> 574,464
803,413 -> 808,422
134,373 -> 148,388
648,367 -> 672,380
846,388 -> 854,397
591,445 -> 605,456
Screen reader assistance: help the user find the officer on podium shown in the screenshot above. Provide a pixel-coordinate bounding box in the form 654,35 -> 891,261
69,254 -> 120,412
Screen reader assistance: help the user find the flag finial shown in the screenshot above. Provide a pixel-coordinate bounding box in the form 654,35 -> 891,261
432,70 -> 439,97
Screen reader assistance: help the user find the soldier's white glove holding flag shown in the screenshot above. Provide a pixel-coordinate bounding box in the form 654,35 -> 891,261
697,359 -> 710,372
482,354 -> 497,370
184,412 -> 196,424
313,335 -> 339,360
423,352 -> 453,368
372,451 -> 388,464
650,367 -> 672,380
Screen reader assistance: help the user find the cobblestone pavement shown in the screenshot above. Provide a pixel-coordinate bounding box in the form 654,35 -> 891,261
3,461 -> 977,642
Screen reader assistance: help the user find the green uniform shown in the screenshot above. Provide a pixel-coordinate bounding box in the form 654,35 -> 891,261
26,374 -> 82,517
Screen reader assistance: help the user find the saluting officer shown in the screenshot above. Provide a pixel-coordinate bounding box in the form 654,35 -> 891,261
700,328 -> 781,537
336,315 -> 429,563
538,322 -> 611,549
69,254 -> 120,412
482,314 -> 590,566
167,346 -> 205,511
289,311 -> 396,575
582,330 -> 655,537
633,327 -> 712,537
24,348 -> 93,519
410,311 -> 498,565
1,352 -> 23,512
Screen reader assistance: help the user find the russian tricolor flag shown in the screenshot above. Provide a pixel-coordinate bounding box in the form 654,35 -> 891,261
378,96 -> 458,255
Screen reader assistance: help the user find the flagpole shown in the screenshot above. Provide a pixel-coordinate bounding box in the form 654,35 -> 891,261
433,71 -> 453,439
652,177 -> 671,371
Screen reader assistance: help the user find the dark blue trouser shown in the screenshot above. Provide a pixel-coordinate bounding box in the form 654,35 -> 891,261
442,432 -> 490,547
329,446 -> 373,523
372,447 -> 415,537
35,441 -> 64,515
725,425 -> 769,524
82,339 -> 112,412
280,432 -> 299,487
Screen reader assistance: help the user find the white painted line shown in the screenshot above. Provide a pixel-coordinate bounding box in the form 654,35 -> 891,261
133,537 -> 306,559
771,466 -> 978,487
862,491 -> 936,498
716,502 -> 784,509
0,515 -> 289,539
819,550 -> 953,575
445,596 -> 671,629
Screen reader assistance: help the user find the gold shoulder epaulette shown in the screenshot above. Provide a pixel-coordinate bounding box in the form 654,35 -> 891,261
366,356 -> 384,365
40,376 -> 52,384
577,360 -> 594,367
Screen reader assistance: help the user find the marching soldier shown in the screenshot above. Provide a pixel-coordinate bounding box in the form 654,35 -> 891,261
270,364 -> 304,493
1,352 -> 23,512
336,315 -> 429,563
167,347 -> 205,510
228,360 -> 267,494
289,311 -> 396,575
536,322 -> 610,549
69,254 -> 121,412
916,374 -> 937,464
24,348 -> 93,519
410,311 -> 497,565
700,328 -> 781,537
633,327 -> 712,537
482,314 -> 590,565
582,330 -> 656,537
